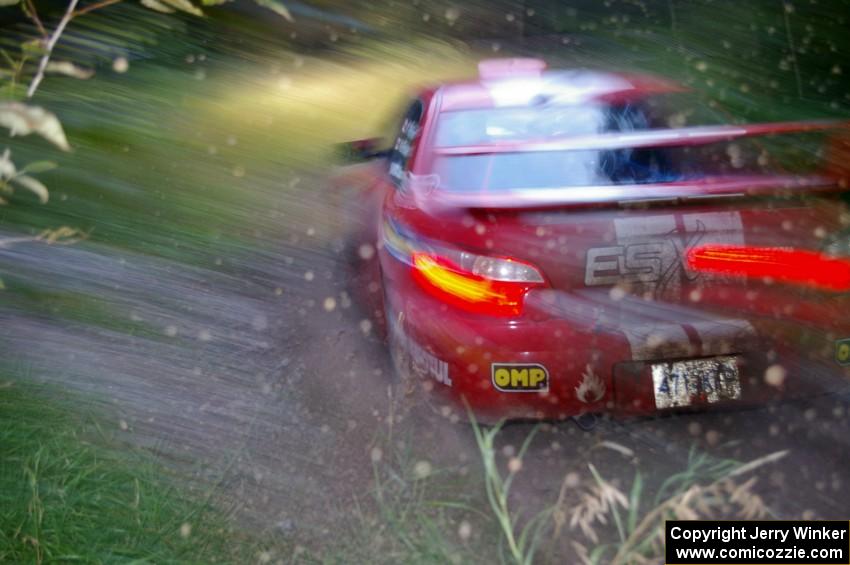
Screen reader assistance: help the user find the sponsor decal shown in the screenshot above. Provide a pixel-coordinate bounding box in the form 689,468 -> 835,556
408,336 -> 452,386
491,363 -> 549,392
835,338 -> 850,366
389,311 -> 452,386
585,212 -> 744,300
575,364 -> 606,403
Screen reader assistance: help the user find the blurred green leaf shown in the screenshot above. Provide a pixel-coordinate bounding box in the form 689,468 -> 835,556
0,0 -> 21,6
21,38 -> 46,56
200,0 -> 230,5
0,49 -> 15,67
139,0 -> 175,13
21,160 -> 57,174
253,0 -> 293,22
627,472 -> 643,534
11,174 -> 49,203
160,0 -> 203,16
0,103 -> 71,151
0,149 -> 15,179
46,61 -> 95,80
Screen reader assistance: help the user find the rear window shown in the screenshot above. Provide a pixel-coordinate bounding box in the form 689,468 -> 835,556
434,149 -> 678,191
433,142 -> 823,192
434,94 -> 728,147
432,101 -> 826,192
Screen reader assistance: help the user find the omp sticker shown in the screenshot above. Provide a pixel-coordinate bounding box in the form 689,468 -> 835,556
835,338 -> 850,366
492,363 -> 549,392
585,211 -> 744,300
623,319 -> 755,361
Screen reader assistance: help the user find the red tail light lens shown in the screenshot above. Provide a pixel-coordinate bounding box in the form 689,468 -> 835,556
411,252 -> 545,316
687,245 -> 850,292
382,218 -> 547,315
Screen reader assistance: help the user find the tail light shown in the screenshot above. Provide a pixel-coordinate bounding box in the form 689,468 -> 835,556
687,245 -> 850,292
383,219 -> 546,316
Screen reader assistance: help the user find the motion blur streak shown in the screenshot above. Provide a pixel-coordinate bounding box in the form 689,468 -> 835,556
687,245 -> 850,291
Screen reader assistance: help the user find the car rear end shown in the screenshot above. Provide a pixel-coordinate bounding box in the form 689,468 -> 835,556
380,65 -> 850,421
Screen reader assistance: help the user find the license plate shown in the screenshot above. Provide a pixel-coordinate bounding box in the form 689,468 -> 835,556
651,356 -> 741,409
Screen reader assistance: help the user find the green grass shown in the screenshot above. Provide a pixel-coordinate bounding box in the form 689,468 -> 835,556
0,378 -> 271,564
322,423 -> 496,565
0,376 -> 490,565
469,417 -> 549,565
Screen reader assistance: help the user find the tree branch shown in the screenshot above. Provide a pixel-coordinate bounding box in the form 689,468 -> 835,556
26,0 -> 81,99
24,0 -> 48,38
73,0 -> 123,18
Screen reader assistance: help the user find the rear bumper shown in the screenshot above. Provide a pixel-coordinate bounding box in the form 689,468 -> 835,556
387,281 -> 850,421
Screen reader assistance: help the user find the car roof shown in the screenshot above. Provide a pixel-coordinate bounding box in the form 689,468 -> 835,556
435,59 -> 686,112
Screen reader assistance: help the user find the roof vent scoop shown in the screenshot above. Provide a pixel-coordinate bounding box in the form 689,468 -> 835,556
477,58 -> 547,79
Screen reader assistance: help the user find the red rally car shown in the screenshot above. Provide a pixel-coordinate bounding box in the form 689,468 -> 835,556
337,58 -> 850,422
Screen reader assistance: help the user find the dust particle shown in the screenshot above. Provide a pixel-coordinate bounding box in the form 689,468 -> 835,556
764,365 -> 786,387
112,57 -> 128,73
458,520 -> 472,541
358,243 -> 375,260
507,457 -> 523,473
413,460 -> 432,479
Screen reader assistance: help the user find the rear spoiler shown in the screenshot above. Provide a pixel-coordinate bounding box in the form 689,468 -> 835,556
419,174 -> 838,211
433,119 -> 850,156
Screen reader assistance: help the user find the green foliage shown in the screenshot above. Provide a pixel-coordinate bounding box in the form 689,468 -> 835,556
140,0 -> 178,14
0,379 -> 265,563
469,414 -> 550,565
333,428 -> 491,565
252,0 -> 292,22
159,0 -> 204,17
0,0 -> 293,209
0,102 -> 68,205
0,149 -> 51,203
